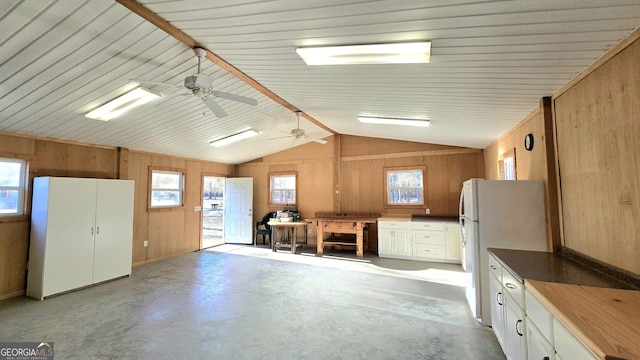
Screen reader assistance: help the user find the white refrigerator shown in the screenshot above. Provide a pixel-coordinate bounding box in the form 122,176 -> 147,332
459,178 -> 548,326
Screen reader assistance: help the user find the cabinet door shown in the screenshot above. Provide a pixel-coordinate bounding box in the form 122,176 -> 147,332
378,228 -> 395,256
93,180 -> 135,283
395,229 -> 411,256
445,224 -> 461,261
504,293 -> 527,360
526,318 -> 554,360
490,273 -> 506,352
42,178 -> 97,297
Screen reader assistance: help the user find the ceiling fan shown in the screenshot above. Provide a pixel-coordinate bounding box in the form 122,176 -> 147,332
269,111 -> 327,144
131,47 -> 257,118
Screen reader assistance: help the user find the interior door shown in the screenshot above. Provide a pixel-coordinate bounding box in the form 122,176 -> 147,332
224,177 -> 253,244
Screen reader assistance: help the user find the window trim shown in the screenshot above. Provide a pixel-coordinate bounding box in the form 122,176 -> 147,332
0,158 -> 27,217
383,166 -> 426,208
268,172 -> 298,207
148,167 -> 185,210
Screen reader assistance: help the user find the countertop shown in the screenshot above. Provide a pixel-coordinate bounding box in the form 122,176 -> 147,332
376,214 -> 459,223
527,280 -> 640,360
489,248 -> 640,360
488,248 -> 638,290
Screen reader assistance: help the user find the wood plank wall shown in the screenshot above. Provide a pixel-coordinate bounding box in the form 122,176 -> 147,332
0,132 -> 234,299
552,33 -> 640,275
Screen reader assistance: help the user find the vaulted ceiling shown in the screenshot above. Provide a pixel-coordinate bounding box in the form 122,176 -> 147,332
1,1 -> 639,164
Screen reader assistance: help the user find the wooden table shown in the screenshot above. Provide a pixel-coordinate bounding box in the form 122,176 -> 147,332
268,221 -> 309,254
307,217 -> 377,258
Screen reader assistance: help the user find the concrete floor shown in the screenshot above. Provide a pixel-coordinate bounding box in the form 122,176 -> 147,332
0,246 -> 505,359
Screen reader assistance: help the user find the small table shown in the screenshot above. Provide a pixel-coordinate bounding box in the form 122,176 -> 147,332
268,221 -> 310,254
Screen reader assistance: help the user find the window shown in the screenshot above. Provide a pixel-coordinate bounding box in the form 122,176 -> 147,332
384,166 -> 426,207
269,173 -> 296,205
150,169 -> 184,208
0,158 -> 27,215
498,148 -> 517,180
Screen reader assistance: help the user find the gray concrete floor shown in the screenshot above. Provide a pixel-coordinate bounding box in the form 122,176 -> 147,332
0,246 -> 505,359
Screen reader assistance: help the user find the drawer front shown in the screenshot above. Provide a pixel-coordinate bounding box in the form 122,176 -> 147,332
553,318 -> 598,360
525,288 -> 553,343
377,220 -> 410,230
412,230 -> 445,245
488,254 -> 502,280
502,270 -> 524,309
411,221 -> 445,231
413,243 -> 445,259
323,222 -> 357,233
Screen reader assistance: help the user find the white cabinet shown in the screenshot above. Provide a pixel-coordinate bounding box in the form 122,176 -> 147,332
553,318 -> 598,360
27,177 -> 134,300
378,219 -> 461,263
489,252 -> 527,360
445,223 -> 461,261
526,318 -> 555,360
490,271 -> 506,350
504,292 -> 527,360
378,221 -> 411,258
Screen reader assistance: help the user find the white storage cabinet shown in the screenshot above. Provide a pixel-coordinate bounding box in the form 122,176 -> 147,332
378,220 -> 411,258
378,219 -> 461,263
27,177 -> 134,300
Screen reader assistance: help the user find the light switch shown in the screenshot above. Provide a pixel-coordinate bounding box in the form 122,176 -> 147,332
194,206 -> 202,211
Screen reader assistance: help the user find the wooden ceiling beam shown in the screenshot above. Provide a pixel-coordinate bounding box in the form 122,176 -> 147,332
115,0 -> 337,135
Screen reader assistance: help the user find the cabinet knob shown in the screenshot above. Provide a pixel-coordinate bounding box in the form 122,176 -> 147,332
505,283 -> 517,290
490,265 -> 497,270
543,357 -> 550,360
496,292 -> 503,306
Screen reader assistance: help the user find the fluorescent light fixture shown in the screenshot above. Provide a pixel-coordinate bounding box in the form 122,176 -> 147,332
85,87 -> 160,121
358,116 -> 430,127
296,42 -> 431,65
210,129 -> 259,147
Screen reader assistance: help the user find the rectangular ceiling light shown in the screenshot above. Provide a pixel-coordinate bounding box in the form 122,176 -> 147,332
85,87 -> 160,121
296,42 -> 431,65
210,129 -> 259,147
358,116 -> 430,127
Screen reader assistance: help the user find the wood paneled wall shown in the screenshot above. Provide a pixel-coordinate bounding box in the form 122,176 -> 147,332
553,32 -> 640,275
238,135 -> 485,247
483,99 -> 561,251
0,132 -> 235,299
128,151 -> 235,264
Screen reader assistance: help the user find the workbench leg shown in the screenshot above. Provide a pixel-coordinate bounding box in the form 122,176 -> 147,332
356,226 -> 364,258
291,227 -> 297,254
316,221 -> 324,256
271,227 -> 276,252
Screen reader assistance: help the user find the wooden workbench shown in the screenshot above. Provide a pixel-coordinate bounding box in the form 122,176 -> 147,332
307,213 -> 378,257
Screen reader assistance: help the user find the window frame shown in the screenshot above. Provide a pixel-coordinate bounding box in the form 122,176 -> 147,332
148,167 -> 185,210
0,158 -> 28,217
268,172 -> 297,206
498,148 -> 517,180
383,166 -> 427,208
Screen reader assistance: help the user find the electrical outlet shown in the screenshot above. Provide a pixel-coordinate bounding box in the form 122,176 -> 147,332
143,240 -> 148,247
425,208 -> 430,214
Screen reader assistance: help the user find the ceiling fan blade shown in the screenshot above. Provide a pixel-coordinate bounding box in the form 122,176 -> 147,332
129,79 -> 181,88
215,91 -> 258,106
203,99 -> 228,118
268,135 -> 294,140
195,74 -> 213,88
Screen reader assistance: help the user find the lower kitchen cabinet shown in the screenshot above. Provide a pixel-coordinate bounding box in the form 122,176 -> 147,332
490,271 -> 506,350
526,317 -> 555,360
378,219 -> 461,263
504,292 -> 527,360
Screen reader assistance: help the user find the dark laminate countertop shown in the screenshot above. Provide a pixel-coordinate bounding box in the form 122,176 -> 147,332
488,248 -> 639,290
411,215 -> 459,223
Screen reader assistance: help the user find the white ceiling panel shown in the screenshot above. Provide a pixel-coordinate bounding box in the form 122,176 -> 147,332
1,0 -> 639,163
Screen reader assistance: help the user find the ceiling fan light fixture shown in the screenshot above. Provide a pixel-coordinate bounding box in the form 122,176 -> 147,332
358,116 -> 430,127
210,129 -> 259,147
85,87 -> 160,121
296,42 -> 431,65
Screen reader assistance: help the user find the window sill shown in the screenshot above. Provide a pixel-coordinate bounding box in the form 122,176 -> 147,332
0,214 -> 29,223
